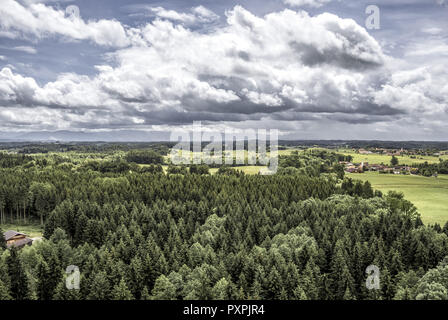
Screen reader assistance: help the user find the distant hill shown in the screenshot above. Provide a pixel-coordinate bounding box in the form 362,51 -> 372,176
0,130 -> 172,142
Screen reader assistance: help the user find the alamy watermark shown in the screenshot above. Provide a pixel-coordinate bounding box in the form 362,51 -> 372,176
365,5 -> 380,30
169,122 -> 279,174
66,265 -> 80,290
365,264 -> 380,290
65,5 -> 80,20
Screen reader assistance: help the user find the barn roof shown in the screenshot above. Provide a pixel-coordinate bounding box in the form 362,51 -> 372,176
3,230 -> 27,241
6,237 -> 33,249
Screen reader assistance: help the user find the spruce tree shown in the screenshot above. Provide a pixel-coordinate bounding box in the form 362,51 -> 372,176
0,228 -> 6,250
140,286 -> 151,300
0,279 -> 11,300
36,260 -> 52,300
53,279 -> 81,300
87,272 -> 111,300
6,248 -> 29,300
151,275 -> 176,300
111,278 -> 134,300
211,278 -> 230,300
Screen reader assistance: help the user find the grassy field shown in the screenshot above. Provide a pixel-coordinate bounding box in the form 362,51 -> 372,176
278,148 -> 303,156
347,172 -> 448,225
209,166 -> 267,175
337,148 -> 448,166
0,223 -> 43,238
141,164 -> 268,175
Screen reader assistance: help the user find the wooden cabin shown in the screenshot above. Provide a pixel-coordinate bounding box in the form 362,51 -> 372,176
3,230 -> 33,249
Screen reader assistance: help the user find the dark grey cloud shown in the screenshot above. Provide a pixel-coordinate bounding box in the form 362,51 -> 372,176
290,41 -> 382,70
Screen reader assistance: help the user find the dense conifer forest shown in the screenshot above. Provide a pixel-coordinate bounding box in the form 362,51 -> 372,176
1,146 -> 448,300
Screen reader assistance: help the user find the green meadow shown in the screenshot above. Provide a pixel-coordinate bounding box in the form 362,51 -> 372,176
347,171 -> 448,225
337,148 -> 448,166
0,223 -> 43,238
149,165 -> 267,175
209,166 -> 267,175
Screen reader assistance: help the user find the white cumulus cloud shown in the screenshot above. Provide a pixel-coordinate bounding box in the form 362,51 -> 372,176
0,0 -> 130,47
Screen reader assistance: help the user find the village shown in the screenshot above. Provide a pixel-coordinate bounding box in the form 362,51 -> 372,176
356,147 -> 448,157
341,148 -> 420,175
341,161 -> 418,175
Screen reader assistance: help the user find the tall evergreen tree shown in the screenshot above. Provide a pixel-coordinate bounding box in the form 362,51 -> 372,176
0,227 -> 6,249
111,278 -> 134,300
152,275 -> 176,300
0,279 -> 11,300
87,272 -> 111,300
6,248 -> 29,300
36,260 -> 52,300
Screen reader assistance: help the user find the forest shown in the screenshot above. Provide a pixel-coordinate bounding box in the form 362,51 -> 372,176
415,159 -> 448,177
1,146 -> 448,300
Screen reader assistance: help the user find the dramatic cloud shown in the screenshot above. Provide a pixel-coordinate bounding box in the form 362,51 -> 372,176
0,1 -> 447,139
0,5 -> 391,131
373,66 -> 448,114
0,0 -> 129,47
147,6 -> 219,25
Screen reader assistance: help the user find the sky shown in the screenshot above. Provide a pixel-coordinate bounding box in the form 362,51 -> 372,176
0,0 -> 447,141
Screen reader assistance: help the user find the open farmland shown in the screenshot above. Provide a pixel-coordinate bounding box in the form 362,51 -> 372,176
347,171 -> 448,225
338,149 -> 448,166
